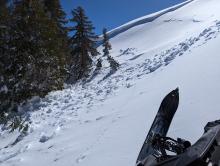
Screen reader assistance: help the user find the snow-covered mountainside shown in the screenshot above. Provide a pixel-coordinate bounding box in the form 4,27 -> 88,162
1,0 -> 220,165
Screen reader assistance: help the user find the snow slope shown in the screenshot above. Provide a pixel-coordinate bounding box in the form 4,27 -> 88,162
102,0 -> 194,39
1,0 -> 220,165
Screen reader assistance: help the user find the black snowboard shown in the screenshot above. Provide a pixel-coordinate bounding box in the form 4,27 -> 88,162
136,88 -> 179,164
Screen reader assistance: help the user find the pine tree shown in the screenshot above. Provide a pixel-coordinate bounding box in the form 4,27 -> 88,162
11,0 -> 42,101
107,55 -> 119,71
9,0 -> 66,102
102,28 -> 119,72
0,0 -> 10,70
30,0 -> 67,93
0,0 -> 10,67
43,0 -> 67,31
95,58 -> 102,71
102,28 -> 112,56
69,6 -> 99,82
0,0 -> 13,123
0,0 -> 70,130
42,0 -> 71,81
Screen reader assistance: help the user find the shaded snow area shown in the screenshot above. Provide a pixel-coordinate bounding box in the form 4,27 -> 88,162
1,0 -> 220,165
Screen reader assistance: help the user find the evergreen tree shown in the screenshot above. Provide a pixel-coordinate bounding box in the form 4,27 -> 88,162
94,57 -> 102,73
0,0 -> 71,130
107,55 -> 119,72
0,0 -> 13,124
102,28 -> 112,56
43,0 -> 71,83
43,0 -> 67,30
5,0 -> 66,109
42,0 -> 71,82
69,6 -> 99,82
0,0 -> 10,69
11,0 -> 43,101
102,28 -> 119,72
0,0 -> 9,17
0,0 -> 10,71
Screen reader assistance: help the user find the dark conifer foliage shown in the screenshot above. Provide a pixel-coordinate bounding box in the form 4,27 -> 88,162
107,55 -> 119,71
0,0 -> 70,130
102,28 -> 112,57
102,28 -> 119,72
0,2 -> 105,131
96,58 -> 102,71
0,0 -> 14,124
43,0 -> 67,32
11,0 -> 65,98
42,0 -> 71,81
69,6 -> 99,82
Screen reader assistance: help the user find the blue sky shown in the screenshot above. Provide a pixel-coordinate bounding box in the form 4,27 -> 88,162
61,0 -> 186,35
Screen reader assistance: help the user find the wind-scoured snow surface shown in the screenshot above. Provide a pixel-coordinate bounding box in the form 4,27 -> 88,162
1,0 -> 220,165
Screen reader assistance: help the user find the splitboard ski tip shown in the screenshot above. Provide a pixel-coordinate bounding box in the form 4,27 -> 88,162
136,88 -> 179,164
136,88 -> 220,166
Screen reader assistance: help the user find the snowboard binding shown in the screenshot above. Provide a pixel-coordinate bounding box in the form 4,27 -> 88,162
136,88 -> 220,166
150,133 -> 191,162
